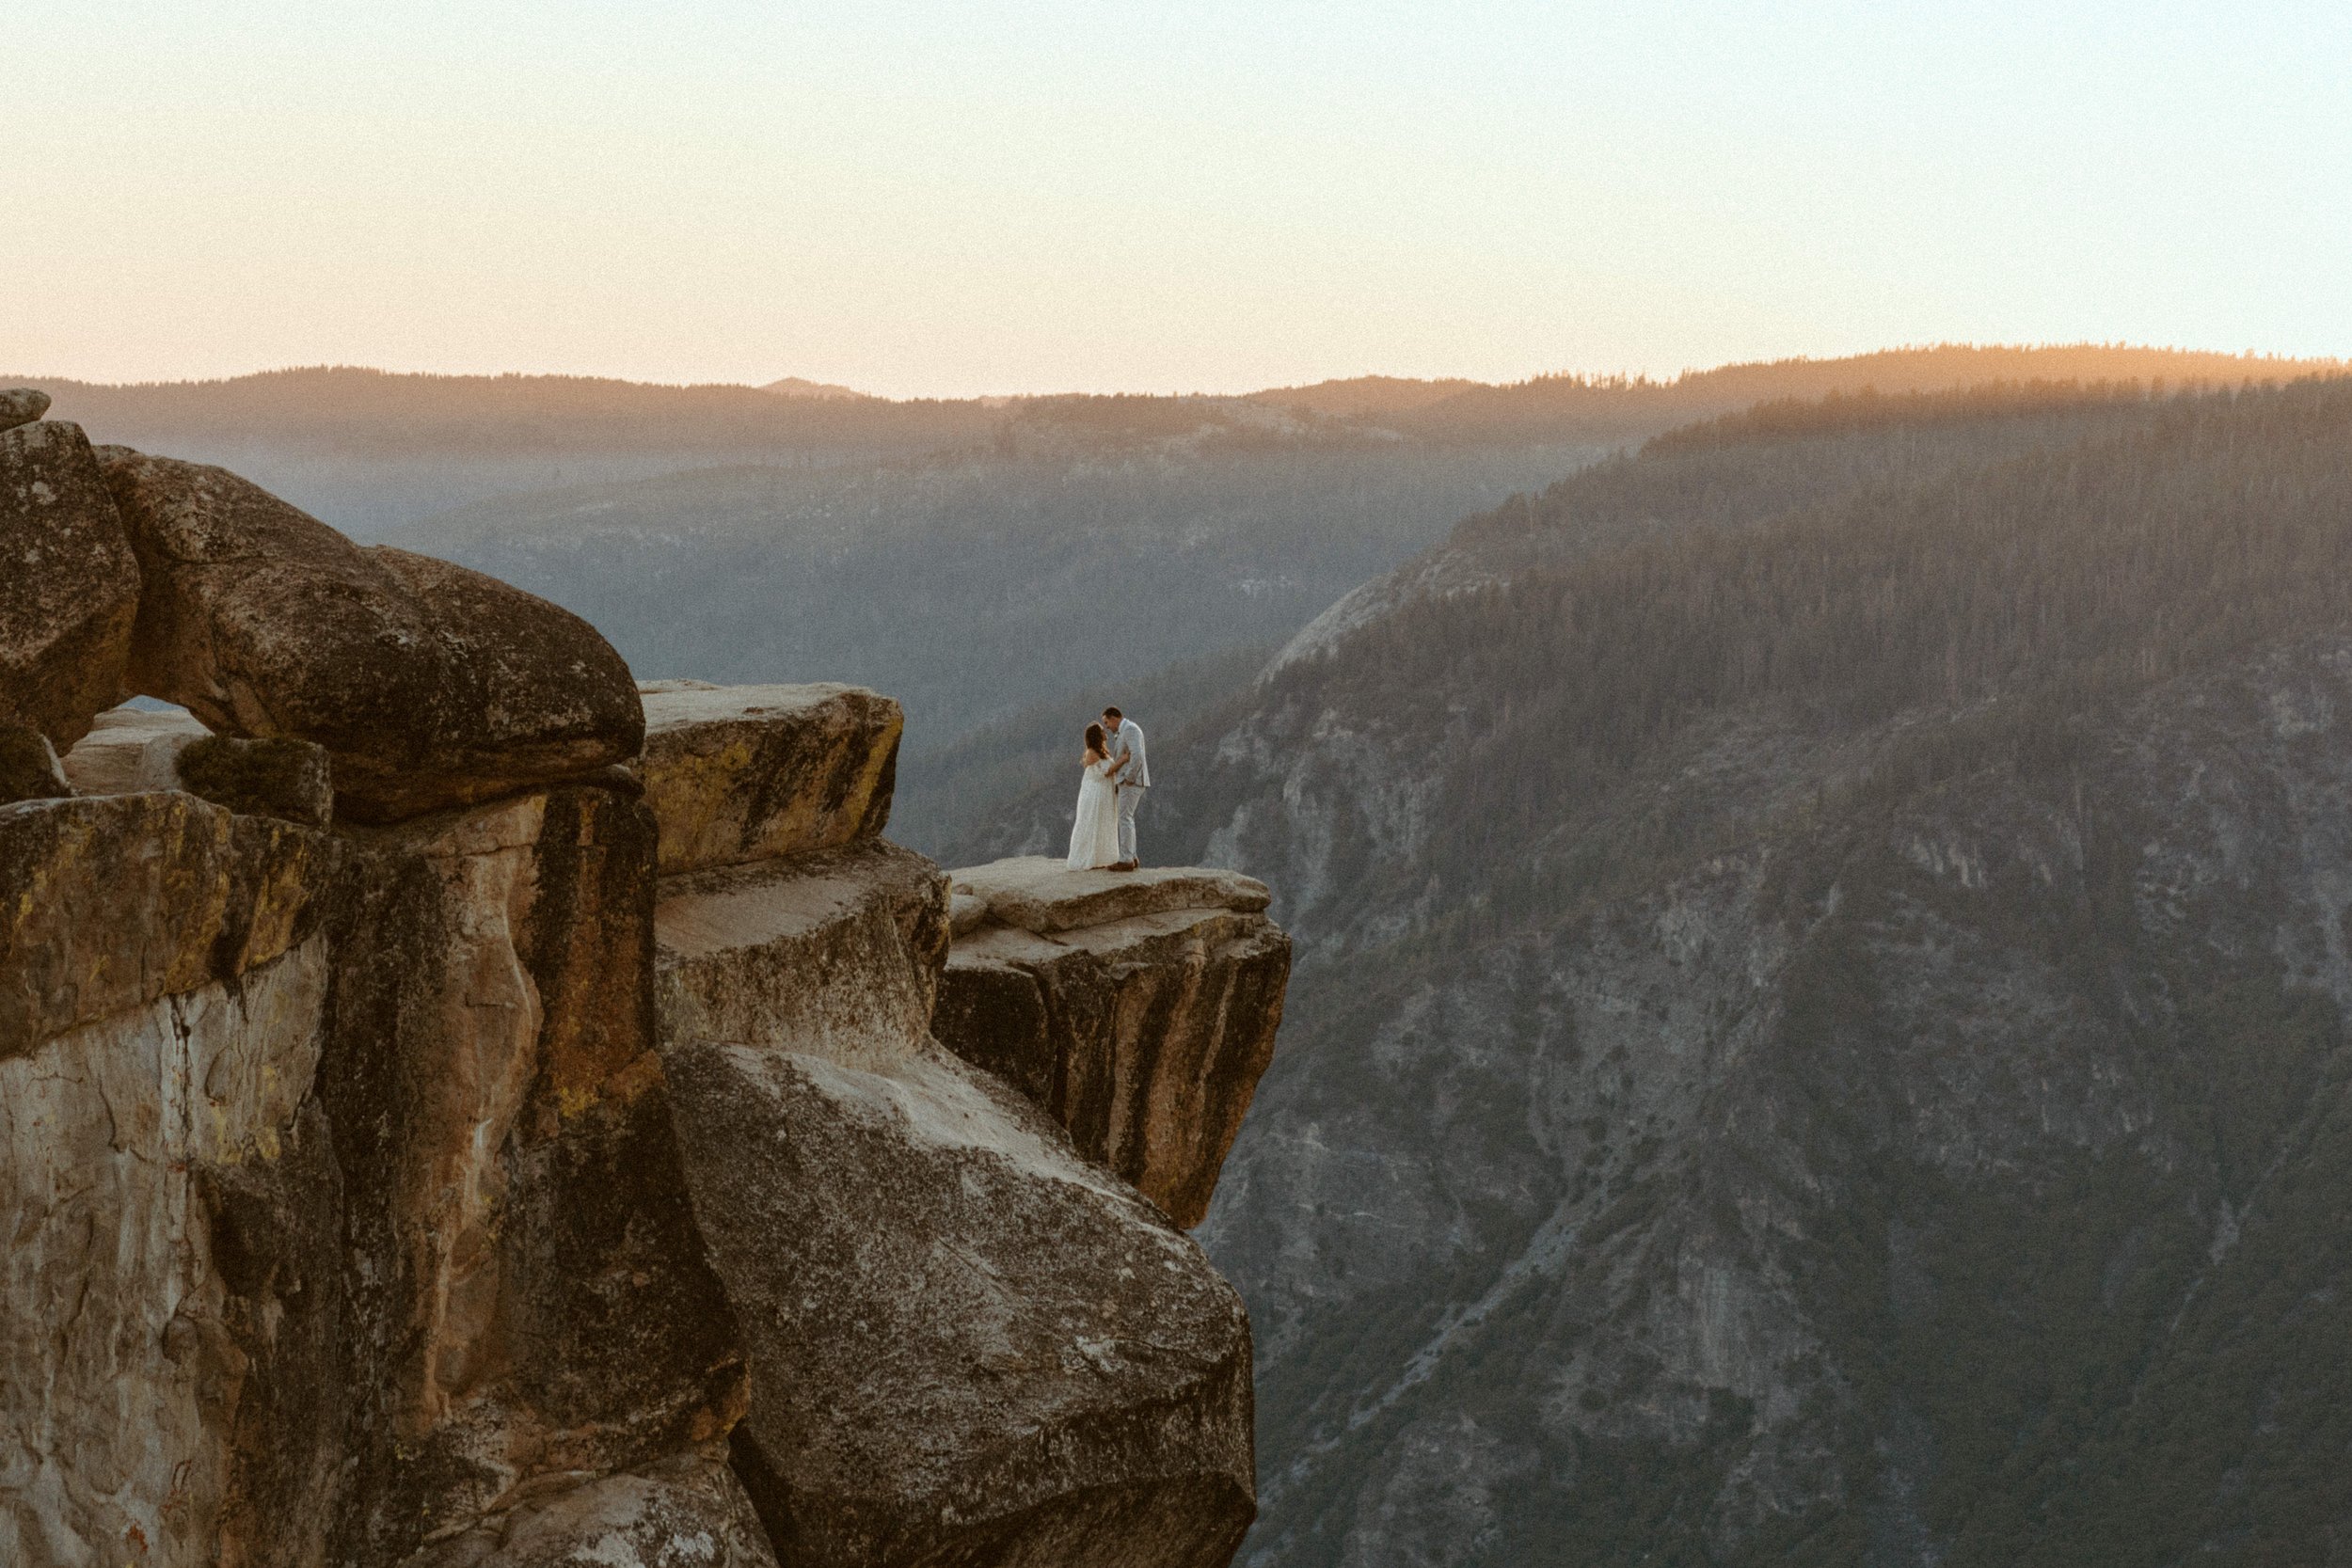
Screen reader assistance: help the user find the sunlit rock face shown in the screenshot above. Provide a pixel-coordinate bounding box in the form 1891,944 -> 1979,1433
633,680 -> 902,874
935,859 -> 1291,1228
316,785 -> 748,1564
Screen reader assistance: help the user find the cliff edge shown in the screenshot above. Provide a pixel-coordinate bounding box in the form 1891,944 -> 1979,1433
0,396 -> 1290,1568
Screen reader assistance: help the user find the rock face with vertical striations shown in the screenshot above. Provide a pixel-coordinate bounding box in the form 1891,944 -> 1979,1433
97,451 -> 644,822
0,419 -> 142,749
317,784 -> 751,1563
0,442 -> 1284,1568
934,858 -> 1291,1227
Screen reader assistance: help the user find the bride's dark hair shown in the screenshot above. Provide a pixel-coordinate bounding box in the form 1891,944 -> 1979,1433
1084,722 -> 1107,755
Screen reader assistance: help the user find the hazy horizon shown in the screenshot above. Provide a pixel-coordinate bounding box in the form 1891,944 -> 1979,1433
12,4 -> 2350,398
16,341 -> 2345,405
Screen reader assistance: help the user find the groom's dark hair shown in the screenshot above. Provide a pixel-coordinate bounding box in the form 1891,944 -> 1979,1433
1103,706 -> 1123,721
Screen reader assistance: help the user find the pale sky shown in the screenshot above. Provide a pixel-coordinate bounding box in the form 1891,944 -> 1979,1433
7,2 -> 2347,398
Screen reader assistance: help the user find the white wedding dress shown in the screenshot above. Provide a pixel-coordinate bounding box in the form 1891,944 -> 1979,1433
1067,757 -> 1122,869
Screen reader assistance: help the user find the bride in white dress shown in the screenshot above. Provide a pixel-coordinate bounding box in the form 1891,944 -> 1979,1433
1067,722 -> 1123,870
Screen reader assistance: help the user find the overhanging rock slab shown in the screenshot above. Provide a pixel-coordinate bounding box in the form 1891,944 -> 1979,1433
936,858 -> 1291,1228
654,842 -> 1257,1568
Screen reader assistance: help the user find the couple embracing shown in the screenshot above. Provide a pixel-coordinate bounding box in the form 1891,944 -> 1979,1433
1067,705 -> 1148,872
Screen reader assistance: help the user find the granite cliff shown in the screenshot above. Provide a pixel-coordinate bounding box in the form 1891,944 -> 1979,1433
0,391 -> 1291,1567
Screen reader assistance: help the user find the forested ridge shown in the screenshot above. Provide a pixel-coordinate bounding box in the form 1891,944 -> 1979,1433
1286,378 -> 2352,926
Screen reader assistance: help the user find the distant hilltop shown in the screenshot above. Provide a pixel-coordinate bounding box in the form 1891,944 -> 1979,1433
759,374 -> 873,401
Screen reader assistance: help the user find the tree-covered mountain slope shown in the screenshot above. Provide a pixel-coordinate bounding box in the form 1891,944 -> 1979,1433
1123,377 -> 2352,1565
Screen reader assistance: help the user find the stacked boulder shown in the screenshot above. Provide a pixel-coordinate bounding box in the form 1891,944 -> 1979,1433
0,393 -> 1282,1568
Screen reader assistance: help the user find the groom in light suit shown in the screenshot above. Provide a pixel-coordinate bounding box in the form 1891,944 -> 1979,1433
1102,705 -> 1148,871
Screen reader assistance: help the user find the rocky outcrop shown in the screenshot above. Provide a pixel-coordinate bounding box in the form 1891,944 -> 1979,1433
935,859 -> 1290,1227
0,790 -> 341,1057
98,451 -> 642,822
0,419 -> 142,749
0,425 -> 1285,1568
633,680 -> 901,873
653,840 -> 1258,1568
0,779 -> 758,1566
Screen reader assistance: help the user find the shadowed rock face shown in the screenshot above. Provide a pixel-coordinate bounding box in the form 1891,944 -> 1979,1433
653,840 -> 1259,1568
98,451 -> 643,822
635,681 -> 902,874
0,722 -> 69,805
0,420 -> 142,748
319,785 -> 745,1563
935,859 -> 1291,1228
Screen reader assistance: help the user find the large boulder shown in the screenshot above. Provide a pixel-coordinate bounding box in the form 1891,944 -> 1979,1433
634,681 -> 901,873
0,419 -> 142,748
655,842 -> 1258,1568
319,784 -> 746,1563
0,792 -> 347,1564
98,451 -> 643,822
935,859 -> 1290,1227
